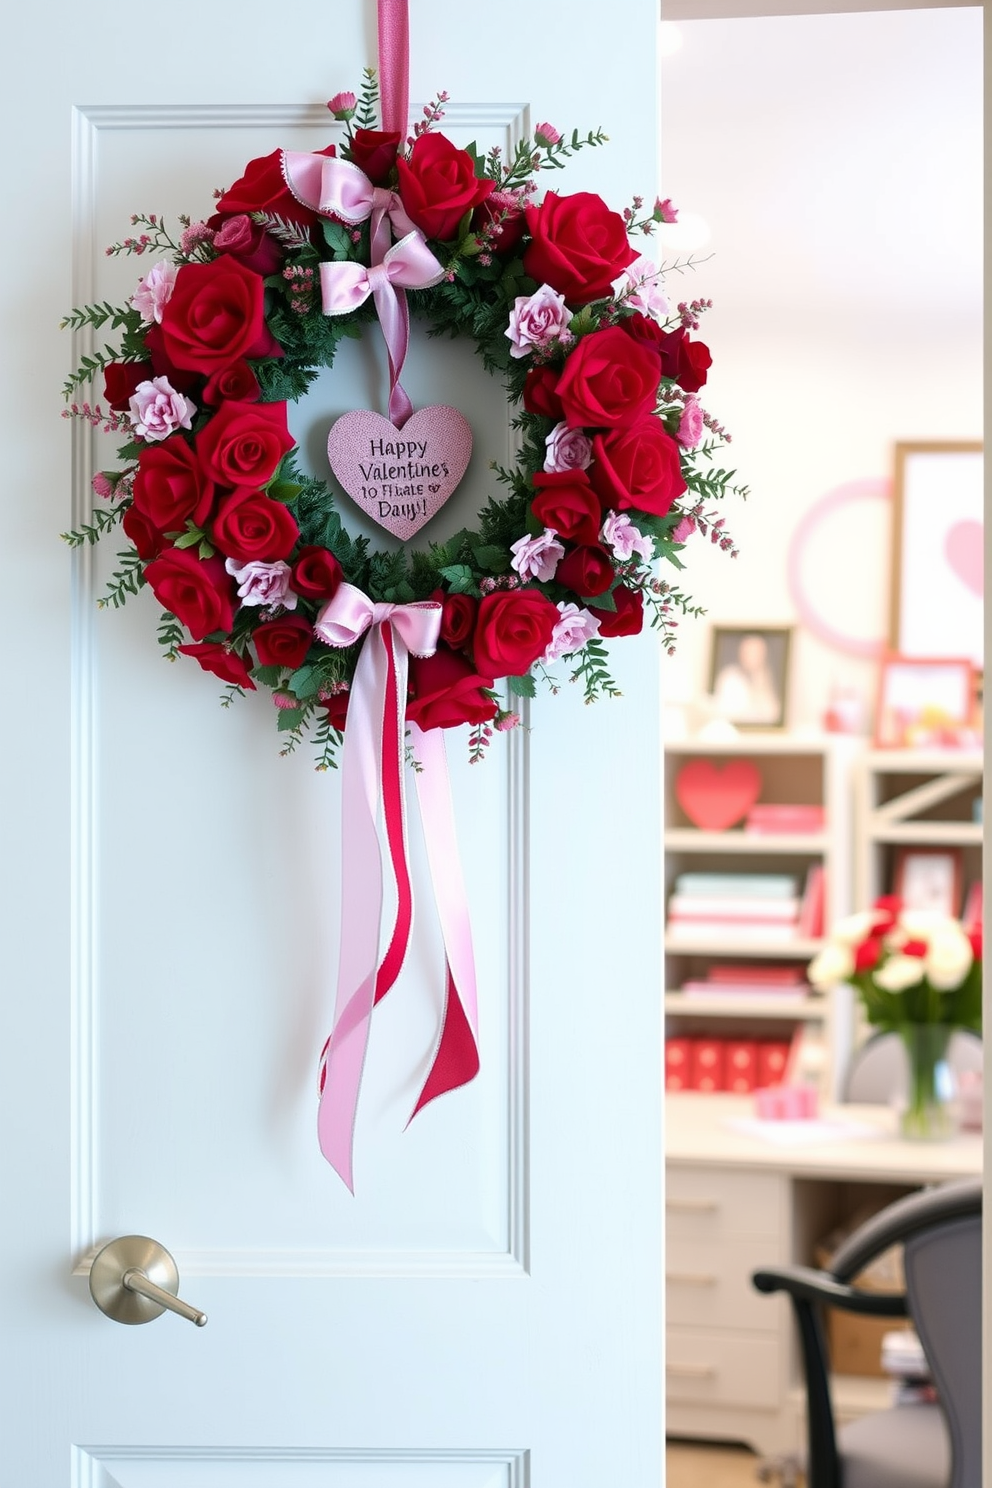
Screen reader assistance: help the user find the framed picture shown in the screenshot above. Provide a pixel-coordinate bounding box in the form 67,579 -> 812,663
890,441 -> 983,669
708,625 -> 792,729
893,847 -> 963,919
874,654 -> 976,748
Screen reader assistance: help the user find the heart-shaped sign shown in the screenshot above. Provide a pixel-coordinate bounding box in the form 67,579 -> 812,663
327,406 -> 473,541
674,758 -> 762,831
945,519 -> 984,598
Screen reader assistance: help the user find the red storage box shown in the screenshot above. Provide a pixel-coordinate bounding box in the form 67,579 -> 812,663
724,1039 -> 758,1093
690,1038 -> 725,1093
757,1040 -> 792,1087
665,1037 -> 693,1092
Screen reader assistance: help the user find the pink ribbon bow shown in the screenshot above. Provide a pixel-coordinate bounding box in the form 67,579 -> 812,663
314,584 -> 480,1191
320,234 -> 443,426
281,153 -> 417,264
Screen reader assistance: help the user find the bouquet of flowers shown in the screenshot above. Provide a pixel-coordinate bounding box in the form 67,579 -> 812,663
808,896 -> 981,1031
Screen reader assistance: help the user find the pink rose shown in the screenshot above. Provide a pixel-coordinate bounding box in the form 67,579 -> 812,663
612,254 -> 670,323
600,511 -> 654,562
505,284 -> 571,360
224,557 -> 297,609
128,377 -> 196,442
541,602 -> 601,663
509,529 -> 565,582
131,261 -> 178,325
544,421 -> 592,474
677,396 -> 705,448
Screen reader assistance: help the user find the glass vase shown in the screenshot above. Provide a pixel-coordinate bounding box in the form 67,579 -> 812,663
898,1023 -> 955,1140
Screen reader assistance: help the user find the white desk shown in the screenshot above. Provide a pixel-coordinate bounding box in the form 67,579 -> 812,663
665,1093 -> 982,1455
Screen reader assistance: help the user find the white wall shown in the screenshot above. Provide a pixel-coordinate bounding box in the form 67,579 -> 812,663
659,7 -> 983,730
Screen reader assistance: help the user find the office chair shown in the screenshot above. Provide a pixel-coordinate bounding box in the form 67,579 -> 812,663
753,1177 -> 982,1488
844,1030 -> 983,1106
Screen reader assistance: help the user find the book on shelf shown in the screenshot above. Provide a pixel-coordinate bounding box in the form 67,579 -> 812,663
667,921 -> 801,943
667,895 -> 800,923
744,803 -> 826,834
673,871 -> 798,899
797,863 -> 826,938
677,963 -> 816,999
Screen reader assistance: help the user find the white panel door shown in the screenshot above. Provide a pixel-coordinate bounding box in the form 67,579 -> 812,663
0,4 -> 662,1484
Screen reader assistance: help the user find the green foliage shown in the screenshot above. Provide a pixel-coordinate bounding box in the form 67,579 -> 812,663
507,672 -> 536,699
62,502 -> 128,548
355,68 -> 380,131
63,344 -> 130,401
97,549 -> 145,610
157,612 -> 185,662
569,637 -> 622,703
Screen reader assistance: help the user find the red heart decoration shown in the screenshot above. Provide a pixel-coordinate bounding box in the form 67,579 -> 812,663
675,758 -> 762,831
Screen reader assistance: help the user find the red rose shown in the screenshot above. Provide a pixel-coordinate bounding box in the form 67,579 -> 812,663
472,589 -> 559,678
196,400 -> 294,488
177,641 -> 256,689
323,689 -> 350,731
349,128 -> 401,185
211,488 -> 300,562
589,584 -> 644,637
132,439 -> 216,532
159,257 -> 283,375
523,191 -> 637,304
210,213 -> 283,277
396,132 -> 494,242
252,614 -> 313,669
122,502 -> 165,560
215,145 -> 335,227
472,189 -> 526,255
619,311 -> 665,355
103,360 -> 153,411
651,326 -> 712,393
531,470 -> 602,544
406,645 -> 497,731
854,936 -> 883,972
555,544 -> 614,597
556,327 -> 660,429
144,548 -> 235,641
141,325 -> 201,393
202,360 -> 261,407
589,417 -> 686,516
522,365 -> 564,421
437,590 -> 478,650
291,545 -> 343,600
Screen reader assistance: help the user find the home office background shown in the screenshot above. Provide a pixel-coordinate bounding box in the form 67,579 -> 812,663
658,5 -> 982,1479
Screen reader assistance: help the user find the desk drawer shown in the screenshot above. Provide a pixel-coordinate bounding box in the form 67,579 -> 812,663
666,1236 -> 785,1332
667,1327 -> 781,1409
667,1165 -> 784,1241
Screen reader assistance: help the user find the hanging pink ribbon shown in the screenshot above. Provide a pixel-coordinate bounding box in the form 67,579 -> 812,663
314,584 -> 480,1190
377,0 -> 410,139
281,153 -> 416,264
320,234 -> 443,426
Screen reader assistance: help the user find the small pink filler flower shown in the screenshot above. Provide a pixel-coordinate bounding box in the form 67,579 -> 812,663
328,92 -> 357,120
534,122 -> 562,148
128,377 -> 196,442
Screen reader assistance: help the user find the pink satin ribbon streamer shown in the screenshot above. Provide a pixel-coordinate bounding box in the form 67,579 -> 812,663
320,234 -> 443,426
315,587 -> 480,1190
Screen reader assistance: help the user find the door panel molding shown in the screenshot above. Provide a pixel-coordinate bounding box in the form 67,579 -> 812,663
69,103 -> 530,1280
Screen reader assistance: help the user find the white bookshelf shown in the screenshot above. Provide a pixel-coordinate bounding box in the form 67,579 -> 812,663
663,733 -> 860,1097
855,748 -> 983,907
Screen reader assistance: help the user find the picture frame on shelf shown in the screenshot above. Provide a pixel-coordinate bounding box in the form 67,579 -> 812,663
893,846 -> 964,918
707,624 -> 792,730
874,654 -> 976,748
890,441 -> 983,670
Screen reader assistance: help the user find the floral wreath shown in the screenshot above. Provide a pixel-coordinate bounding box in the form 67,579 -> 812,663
63,72 -> 741,770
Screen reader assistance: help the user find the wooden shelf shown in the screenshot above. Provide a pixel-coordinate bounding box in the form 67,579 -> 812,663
664,829 -> 828,854
864,747 -> 983,774
664,992 -> 825,1020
